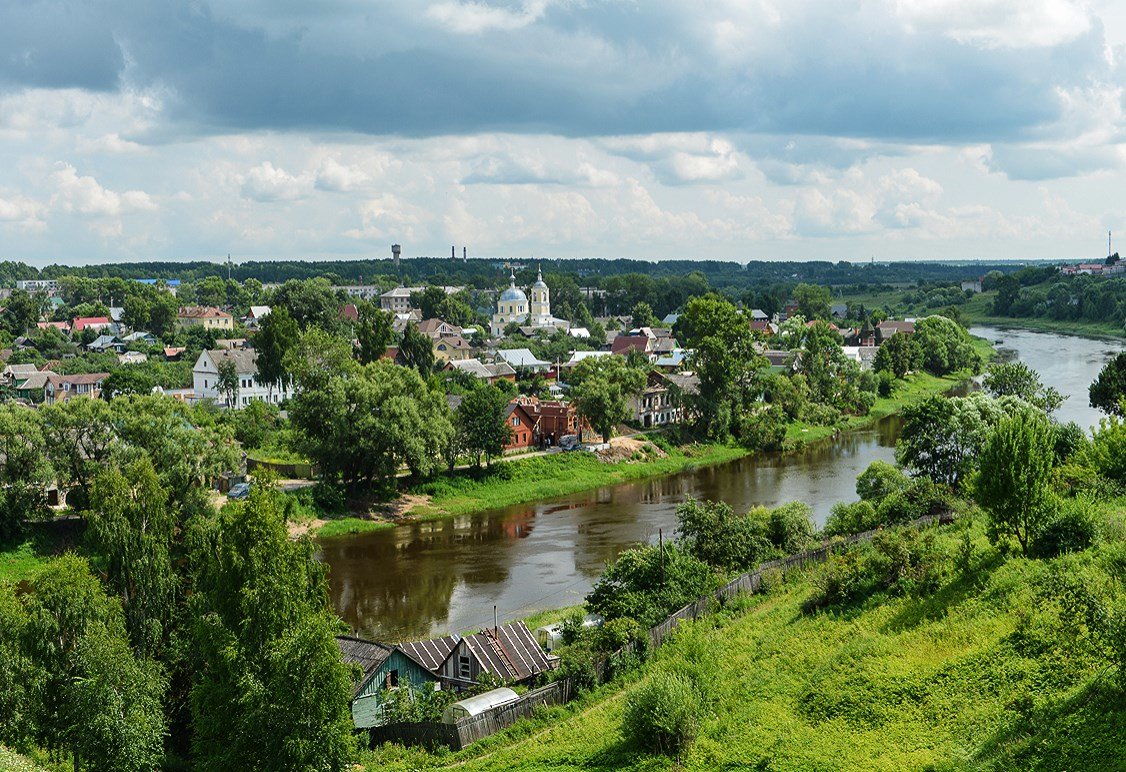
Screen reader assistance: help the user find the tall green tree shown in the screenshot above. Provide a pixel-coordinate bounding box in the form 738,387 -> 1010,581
674,294 -> 766,440
631,301 -> 657,329
975,411 -> 1056,553
21,555 -> 167,772
457,385 -> 513,467
411,285 -> 448,320
290,361 -> 453,485
189,486 -> 355,771
570,356 -> 646,443
216,359 -> 240,409
983,362 -> 1063,414
271,278 -> 340,330
398,321 -> 435,376
792,283 -> 832,320
40,398 -> 118,508
254,306 -> 300,397
912,315 -> 982,376
873,331 -> 922,378
86,458 -> 177,658
0,406 -> 54,540
1089,352 -> 1126,416
356,300 -> 394,364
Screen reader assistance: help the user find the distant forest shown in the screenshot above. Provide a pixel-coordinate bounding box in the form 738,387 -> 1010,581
1,256 -> 1025,292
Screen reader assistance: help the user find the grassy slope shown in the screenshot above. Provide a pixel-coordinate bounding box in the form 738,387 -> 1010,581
961,292 -> 1126,339
363,519 -> 1126,771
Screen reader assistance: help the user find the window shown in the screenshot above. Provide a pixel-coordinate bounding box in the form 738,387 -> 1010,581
458,655 -> 471,679
511,416 -> 519,426
386,669 -> 399,689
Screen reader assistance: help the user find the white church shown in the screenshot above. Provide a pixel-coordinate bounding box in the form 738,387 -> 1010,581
490,267 -> 571,337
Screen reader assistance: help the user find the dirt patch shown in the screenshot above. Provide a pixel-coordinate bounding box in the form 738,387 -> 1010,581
595,436 -> 667,464
288,518 -> 326,538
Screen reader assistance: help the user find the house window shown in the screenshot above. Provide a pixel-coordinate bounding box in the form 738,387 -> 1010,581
511,417 -> 519,426
386,669 -> 399,689
458,655 -> 471,679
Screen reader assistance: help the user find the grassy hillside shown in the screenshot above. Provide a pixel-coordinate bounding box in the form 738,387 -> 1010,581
362,514 -> 1126,771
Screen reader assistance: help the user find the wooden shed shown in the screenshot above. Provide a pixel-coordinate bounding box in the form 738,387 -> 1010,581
337,635 -> 443,729
438,621 -> 557,686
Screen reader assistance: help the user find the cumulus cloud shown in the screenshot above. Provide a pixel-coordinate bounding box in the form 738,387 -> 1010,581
240,162 -> 310,201
50,163 -> 155,217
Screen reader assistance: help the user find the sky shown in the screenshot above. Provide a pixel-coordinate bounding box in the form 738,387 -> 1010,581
3,0 -> 1126,266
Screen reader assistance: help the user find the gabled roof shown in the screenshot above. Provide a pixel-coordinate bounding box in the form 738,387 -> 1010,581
418,318 -> 462,337
122,331 -> 156,342
16,370 -> 55,390
247,305 -> 271,318
396,634 -> 460,673
611,335 -> 651,356
497,348 -> 550,368
87,334 -> 122,349
72,316 -> 111,332
177,306 -> 231,320
447,358 -> 490,378
435,335 -> 471,352
336,635 -> 394,697
48,372 -> 108,387
451,621 -> 554,682
199,348 -> 259,376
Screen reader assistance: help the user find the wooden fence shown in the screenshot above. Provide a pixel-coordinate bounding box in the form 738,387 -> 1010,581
369,680 -> 573,751
369,512 -> 951,751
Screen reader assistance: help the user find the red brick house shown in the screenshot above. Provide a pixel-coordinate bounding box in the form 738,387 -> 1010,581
514,395 -> 581,447
504,401 -> 537,451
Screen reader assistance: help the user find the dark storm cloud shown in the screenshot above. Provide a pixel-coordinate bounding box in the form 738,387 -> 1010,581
0,0 -> 1117,144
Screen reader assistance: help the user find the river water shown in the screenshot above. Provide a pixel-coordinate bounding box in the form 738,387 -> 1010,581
319,326 -> 1122,642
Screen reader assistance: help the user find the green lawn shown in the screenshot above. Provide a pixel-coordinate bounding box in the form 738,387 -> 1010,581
361,517 -> 1126,771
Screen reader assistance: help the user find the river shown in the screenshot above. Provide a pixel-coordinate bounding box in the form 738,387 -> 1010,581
318,325 -> 1122,642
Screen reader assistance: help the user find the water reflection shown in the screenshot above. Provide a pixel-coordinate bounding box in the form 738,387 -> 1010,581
321,326 -> 1119,642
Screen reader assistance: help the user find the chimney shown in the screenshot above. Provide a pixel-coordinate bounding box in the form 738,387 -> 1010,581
493,605 -> 498,638
452,245 -> 456,260
463,246 -> 467,261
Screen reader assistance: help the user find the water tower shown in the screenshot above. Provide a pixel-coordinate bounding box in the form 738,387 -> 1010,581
391,244 -> 401,269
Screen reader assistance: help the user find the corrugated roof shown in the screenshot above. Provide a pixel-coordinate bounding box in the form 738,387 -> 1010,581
489,621 -> 553,681
397,634 -> 459,673
462,632 -> 514,678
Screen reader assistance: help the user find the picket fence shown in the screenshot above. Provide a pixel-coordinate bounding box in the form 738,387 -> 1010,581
369,512 -> 951,751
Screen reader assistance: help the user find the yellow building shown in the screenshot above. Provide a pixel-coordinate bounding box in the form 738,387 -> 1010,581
176,306 -> 234,332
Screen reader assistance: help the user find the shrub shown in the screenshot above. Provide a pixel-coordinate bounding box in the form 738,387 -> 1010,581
803,548 -> 877,612
1030,497 -> 1103,558
871,527 -> 947,596
586,542 -> 721,627
1051,421 -> 1088,464
1077,416 -> 1126,485
856,460 -> 909,502
621,672 -> 701,756
552,642 -> 600,693
736,404 -> 787,451
763,501 -> 817,554
591,617 -> 646,654
675,498 -> 772,571
310,482 -> 346,515
824,500 -> 880,537
876,477 -> 950,525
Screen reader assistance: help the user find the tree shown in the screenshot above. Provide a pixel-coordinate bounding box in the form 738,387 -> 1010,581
873,331 -> 921,379
254,305 -> 299,397
21,555 -> 167,772
912,315 -> 982,376
284,327 -> 357,391
631,301 -> 657,329
991,274 -> 1021,315
896,393 -> 1020,488
411,285 -> 448,320
675,498 -> 771,571
673,294 -> 766,440
356,300 -> 394,364
189,486 -> 355,771
1089,352 -> 1126,416
457,385 -> 512,467
570,356 -> 646,443
586,542 -> 719,628
290,361 -> 453,485
975,411 -> 1056,553
398,321 -> 435,376
792,283 -> 832,320
216,359 -> 239,409
40,398 -> 118,507
271,278 -> 340,330
983,362 -> 1064,414
0,406 -> 54,540
3,290 -> 40,335
86,459 -> 177,658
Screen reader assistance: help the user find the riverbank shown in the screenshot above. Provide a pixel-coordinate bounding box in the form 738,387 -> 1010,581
315,342 -> 992,539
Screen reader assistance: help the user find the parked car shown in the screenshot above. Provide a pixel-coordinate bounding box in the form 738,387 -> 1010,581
227,482 -> 251,500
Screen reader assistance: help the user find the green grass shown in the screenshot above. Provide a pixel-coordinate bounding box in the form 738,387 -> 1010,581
962,292 -> 1126,338
361,518 -> 1126,771
0,746 -> 54,772
522,604 -> 585,633
315,517 -> 396,538
0,520 -> 86,584
402,442 -> 752,520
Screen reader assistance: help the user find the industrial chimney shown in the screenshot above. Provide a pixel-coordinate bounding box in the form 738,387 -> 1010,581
463,246 -> 467,262
391,244 -> 401,269
452,245 -> 456,260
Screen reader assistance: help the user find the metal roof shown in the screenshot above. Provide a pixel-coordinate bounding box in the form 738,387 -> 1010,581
441,687 -> 519,722
397,634 -> 459,673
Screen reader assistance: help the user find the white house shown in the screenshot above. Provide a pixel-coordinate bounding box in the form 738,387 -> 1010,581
192,348 -> 295,409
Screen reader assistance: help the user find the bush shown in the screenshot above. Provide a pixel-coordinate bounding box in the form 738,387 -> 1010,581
876,477 -> 949,525
856,460 -> 910,502
803,548 -> 877,612
1030,497 -> 1103,558
871,527 -> 947,596
763,501 -> 817,554
552,642 -> 600,693
736,404 -> 787,451
824,500 -> 880,537
621,672 -> 701,756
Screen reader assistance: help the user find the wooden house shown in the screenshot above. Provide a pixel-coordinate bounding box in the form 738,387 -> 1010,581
437,621 -> 556,687
338,635 -> 448,729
